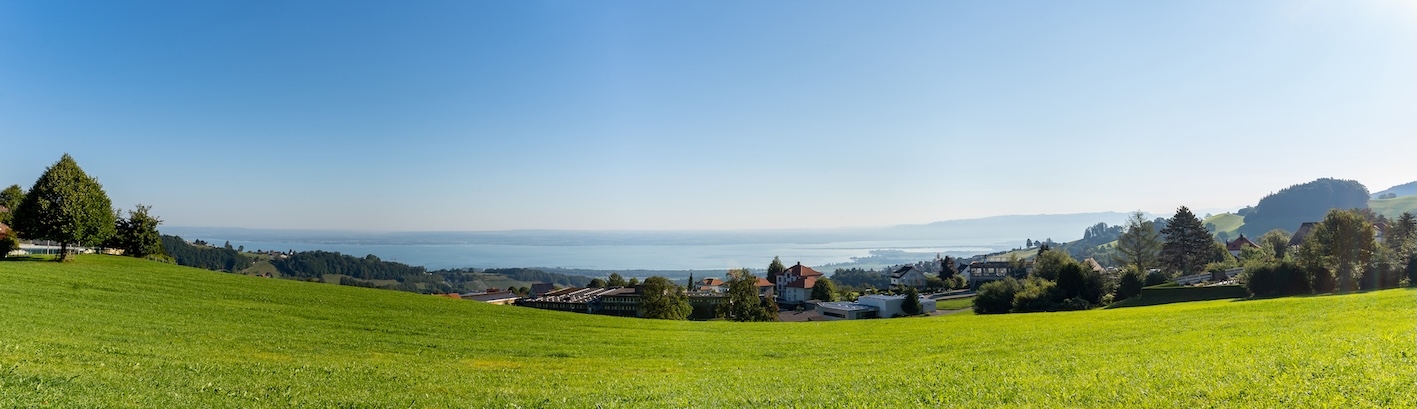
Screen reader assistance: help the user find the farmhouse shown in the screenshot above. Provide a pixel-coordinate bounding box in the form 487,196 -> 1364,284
1288,222 -> 1319,248
889,265 -> 927,287
1225,235 -> 1259,258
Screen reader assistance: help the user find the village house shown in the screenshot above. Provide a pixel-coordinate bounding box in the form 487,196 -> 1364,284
889,265 -> 927,287
695,278 -> 727,293
776,262 -> 822,307
1225,234 -> 1259,258
967,258 -> 1034,289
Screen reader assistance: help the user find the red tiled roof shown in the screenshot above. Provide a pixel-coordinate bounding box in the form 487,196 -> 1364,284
699,278 -> 725,286
754,277 -> 773,287
786,276 -> 817,289
1226,235 -> 1259,251
786,262 -> 823,277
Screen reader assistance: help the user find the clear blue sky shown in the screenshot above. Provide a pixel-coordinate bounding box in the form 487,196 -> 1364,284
1,0 -> 1413,231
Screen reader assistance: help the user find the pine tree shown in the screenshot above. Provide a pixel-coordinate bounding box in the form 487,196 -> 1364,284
13,154 -> 115,261
766,256 -> 786,288
1160,206 -> 1214,276
901,287 -> 922,315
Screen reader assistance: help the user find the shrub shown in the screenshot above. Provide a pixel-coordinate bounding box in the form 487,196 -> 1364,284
1116,270 -> 1144,301
1011,278 -> 1060,313
972,278 -> 1021,314
1360,260 -> 1404,290
1144,270 -> 1170,286
1407,256 -> 1417,287
0,235 -> 18,258
1244,261 -> 1310,297
1059,297 -> 1091,311
1309,266 -> 1336,293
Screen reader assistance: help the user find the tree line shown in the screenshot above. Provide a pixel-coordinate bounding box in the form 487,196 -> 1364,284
160,235 -> 253,272
2,154 -> 165,261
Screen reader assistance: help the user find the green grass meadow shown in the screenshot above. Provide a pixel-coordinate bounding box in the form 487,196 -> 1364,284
1370,196 -> 1417,219
1,256 -> 1414,407
1203,213 -> 1245,237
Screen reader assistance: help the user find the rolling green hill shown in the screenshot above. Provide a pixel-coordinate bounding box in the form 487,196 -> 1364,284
1370,196 -> 1417,219
1203,212 -> 1245,238
1,255 -> 1413,407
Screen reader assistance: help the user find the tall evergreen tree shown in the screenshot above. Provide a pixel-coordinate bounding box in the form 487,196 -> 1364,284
13,154 -> 115,261
766,256 -> 786,287
939,256 -> 958,279
1116,211 -> 1163,275
901,287 -> 922,315
1160,206 -> 1213,276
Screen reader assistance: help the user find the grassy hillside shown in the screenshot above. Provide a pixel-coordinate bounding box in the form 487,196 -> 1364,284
1203,212 -> 1245,238
1370,196 -> 1417,219
1,255 -> 1413,407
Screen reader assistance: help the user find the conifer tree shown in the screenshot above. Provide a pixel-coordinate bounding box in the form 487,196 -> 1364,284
1160,206 -> 1214,276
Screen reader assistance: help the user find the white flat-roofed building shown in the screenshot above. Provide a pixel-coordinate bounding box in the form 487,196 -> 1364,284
815,302 -> 879,320
856,294 -> 936,318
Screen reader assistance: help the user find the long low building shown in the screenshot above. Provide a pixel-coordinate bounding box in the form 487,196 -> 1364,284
814,295 -> 937,320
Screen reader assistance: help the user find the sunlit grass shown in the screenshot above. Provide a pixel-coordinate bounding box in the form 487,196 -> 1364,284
1,255 -> 1412,407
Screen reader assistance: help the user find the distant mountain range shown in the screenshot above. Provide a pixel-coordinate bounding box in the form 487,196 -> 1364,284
1371,182 -> 1416,199
163,212 -> 1132,249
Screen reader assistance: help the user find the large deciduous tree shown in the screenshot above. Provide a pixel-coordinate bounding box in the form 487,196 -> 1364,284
1258,229 -> 1293,260
1160,206 -> 1214,276
810,276 -> 838,301
0,184 -> 24,225
1115,211 -> 1162,276
1307,209 -> 1377,291
110,204 -> 165,258
639,276 -> 691,320
718,271 -> 775,322
13,154 -> 115,261
606,272 -> 627,287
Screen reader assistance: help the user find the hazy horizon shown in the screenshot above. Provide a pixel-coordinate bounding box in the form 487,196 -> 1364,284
3,1 -> 1413,231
